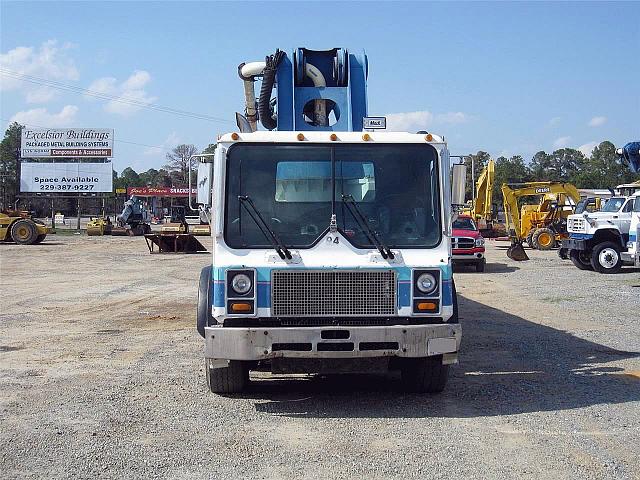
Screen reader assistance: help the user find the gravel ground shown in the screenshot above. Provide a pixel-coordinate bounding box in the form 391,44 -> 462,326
1,235 -> 639,479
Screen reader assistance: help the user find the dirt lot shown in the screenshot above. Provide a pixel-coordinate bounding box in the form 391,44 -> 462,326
1,235 -> 639,479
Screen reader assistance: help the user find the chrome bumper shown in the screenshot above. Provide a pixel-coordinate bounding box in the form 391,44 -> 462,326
204,324 -> 461,367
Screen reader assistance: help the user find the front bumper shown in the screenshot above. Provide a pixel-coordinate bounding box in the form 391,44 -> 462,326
452,248 -> 484,262
562,238 -> 588,251
204,323 -> 461,366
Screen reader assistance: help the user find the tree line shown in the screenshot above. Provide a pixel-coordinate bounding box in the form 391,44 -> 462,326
463,141 -> 639,205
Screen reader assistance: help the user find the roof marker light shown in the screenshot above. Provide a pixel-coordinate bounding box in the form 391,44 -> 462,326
297,133 -> 305,141
425,134 -> 433,142
362,133 -> 371,141
330,133 -> 338,141
231,132 -> 239,140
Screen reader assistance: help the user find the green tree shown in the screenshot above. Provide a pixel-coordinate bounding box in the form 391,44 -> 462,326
0,122 -> 23,209
493,155 -> 531,205
573,140 -> 639,189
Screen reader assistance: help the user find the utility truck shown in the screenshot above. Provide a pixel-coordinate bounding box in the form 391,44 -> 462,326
562,142 -> 640,273
193,48 -> 466,394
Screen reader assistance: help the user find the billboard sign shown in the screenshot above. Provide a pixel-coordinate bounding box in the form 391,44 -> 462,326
127,187 -> 197,197
20,162 -> 113,193
21,128 -> 114,158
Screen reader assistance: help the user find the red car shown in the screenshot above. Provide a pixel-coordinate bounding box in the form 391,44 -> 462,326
452,215 -> 486,272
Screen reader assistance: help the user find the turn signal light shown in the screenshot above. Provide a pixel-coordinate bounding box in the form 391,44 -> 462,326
230,302 -> 252,312
416,302 -> 437,312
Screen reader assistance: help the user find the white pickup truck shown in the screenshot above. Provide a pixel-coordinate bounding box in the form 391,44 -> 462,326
562,195 -> 637,273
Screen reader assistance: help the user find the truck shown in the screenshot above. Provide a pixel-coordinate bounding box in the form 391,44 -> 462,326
626,192 -> 640,267
561,142 -> 640,273
193,48 -> 466,394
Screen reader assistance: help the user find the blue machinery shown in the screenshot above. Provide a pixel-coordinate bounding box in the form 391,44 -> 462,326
237,48 -> 368,133
619,142 -> 640,173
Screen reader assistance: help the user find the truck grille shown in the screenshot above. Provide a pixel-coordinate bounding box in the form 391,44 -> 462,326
568,218 -> 585,232
271,270 -> 397,317
452,237 -> 475,249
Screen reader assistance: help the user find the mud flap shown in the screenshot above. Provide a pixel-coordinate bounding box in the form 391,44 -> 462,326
507,242 -> 529,261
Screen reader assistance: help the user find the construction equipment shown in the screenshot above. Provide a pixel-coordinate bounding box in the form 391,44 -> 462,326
0,210 -> 48,245
617,141 -> 640,173
192,47 -> 464,394
502,181 -> 580,260
145,205 -> 207,253
86,216 -> 113,236
462,159 -> 496,233
111,196 -> 151,236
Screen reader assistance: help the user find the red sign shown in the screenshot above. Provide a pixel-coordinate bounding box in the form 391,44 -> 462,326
127,186 -> 197,197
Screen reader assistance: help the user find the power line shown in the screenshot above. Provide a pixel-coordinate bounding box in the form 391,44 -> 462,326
0,68 -> 236,124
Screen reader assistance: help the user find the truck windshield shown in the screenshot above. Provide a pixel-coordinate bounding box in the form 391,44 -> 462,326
601,197 -> 625,212
224,143 -> 441,249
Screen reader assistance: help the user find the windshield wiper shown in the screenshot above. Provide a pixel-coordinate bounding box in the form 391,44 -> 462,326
238,195 -> 292,259
341,194 -> 394,259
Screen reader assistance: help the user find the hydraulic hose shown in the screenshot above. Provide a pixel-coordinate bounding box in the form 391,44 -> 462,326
258,50 -> 285,130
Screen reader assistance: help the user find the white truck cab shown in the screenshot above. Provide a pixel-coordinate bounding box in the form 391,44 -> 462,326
563,195 -> 636,273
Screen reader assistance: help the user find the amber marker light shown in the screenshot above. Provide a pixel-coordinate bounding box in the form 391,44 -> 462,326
417,302 -> 438,312
362,133 -> 371,141
231,132 -> 239,140
297,133 -> 305,141
330,133 -> 338,141
425,134 -> 433,142
230,302 -> 252,312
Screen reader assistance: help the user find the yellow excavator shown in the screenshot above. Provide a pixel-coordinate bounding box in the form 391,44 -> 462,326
0,210 -> 49,245
462,159 -> 496,233
502,181 -> 580,260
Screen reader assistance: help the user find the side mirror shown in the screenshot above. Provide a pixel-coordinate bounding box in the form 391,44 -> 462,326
451,163 -> 467,209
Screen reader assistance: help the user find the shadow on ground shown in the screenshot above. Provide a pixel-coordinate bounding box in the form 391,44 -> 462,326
453,262 -> 519,274
236,295 -> 640,418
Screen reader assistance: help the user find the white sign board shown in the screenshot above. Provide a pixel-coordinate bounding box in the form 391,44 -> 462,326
363,117 -> 387,130
21,128 -> 114,158
20,162 -> 113,193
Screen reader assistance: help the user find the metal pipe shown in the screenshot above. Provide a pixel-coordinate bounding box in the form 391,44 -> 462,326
305,63 -> 328,126
238,62 -> 266,132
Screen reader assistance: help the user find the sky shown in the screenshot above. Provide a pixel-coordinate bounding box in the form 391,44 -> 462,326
1,1 -> 639,174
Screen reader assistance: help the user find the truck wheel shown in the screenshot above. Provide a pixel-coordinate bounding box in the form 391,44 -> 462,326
11,219 -> 38,245
532,228 -> 556,250
197,266 -> 213,337
400,356 -> 449,393
591,242 -> 622,274
569,249 -> 593,270
34,234 -> 46,244
475,260 -> 485,272
206,360 -> 249,394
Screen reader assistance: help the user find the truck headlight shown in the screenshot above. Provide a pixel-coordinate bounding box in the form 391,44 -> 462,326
231,273 -> 252,295
475,238 -> 485,247
416,273 -> 437,294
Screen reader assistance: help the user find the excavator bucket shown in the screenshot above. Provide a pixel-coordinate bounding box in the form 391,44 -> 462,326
507,242 -> 529,261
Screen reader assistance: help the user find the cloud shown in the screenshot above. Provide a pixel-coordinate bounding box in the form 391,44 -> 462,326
9,105 -> 79,127
384,110 -> 470,132
86,70 -> 156,116
553,136 -> 571,149
548,117 -> 561,127
0,40 -> 79,103
144,132 -> 181,156
578,141 -> 598,156
588,116 -> 607,127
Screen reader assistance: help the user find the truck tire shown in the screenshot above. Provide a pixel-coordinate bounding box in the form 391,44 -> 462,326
11,219 -> 38,245
206,360 -> 249,394
526,231 -> 535,247
591,242 -> 622,274
197,266 -> 213,337
569,249 -> 593,270
34,234 -> 46,244
400,355 -> 449,393
532,227 -> 556,250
